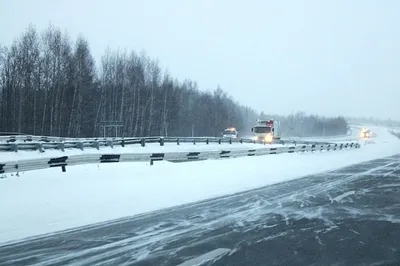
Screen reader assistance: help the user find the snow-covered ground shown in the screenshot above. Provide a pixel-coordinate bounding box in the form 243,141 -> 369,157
1,125 -> 397,244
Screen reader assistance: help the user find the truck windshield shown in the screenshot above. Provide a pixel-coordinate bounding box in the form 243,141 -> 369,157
254,127 -> 271,133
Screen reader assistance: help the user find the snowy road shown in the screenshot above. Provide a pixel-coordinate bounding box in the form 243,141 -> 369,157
1,154 -> 400,265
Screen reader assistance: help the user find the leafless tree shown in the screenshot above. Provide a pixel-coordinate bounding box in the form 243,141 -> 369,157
0,25 -> 348,138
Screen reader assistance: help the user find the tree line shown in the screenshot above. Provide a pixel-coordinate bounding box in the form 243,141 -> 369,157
260,112 -> 348,137
0,25 -> 348,138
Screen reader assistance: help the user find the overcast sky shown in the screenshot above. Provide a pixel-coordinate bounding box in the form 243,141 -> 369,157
1,0 -> 399,120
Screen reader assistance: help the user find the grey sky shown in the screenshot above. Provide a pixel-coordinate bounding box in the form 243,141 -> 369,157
1,0 -> 399,120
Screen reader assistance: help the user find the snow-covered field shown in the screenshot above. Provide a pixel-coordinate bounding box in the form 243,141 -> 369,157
1,125 -> 398,244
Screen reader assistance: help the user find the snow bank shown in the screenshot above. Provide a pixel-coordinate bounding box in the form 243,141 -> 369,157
0,125 -> 399,244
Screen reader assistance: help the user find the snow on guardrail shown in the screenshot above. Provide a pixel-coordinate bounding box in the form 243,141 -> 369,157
0,135 -> 333,153
0,142 -> 360,174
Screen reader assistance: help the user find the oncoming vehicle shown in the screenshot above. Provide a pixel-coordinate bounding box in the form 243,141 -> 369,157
360,128 -> 372,139
251,119 -> 281,143
222,127 -> 238,138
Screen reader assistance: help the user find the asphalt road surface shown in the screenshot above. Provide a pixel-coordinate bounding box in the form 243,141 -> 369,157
1,155 -> 400,266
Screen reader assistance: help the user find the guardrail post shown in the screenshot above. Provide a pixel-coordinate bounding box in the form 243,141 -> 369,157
160,138 -> 164,146
229,138 -> 232,144
77,142 -> 84,151
240,138 -> 243,144
177,138 -> 180,145
0,163 -> 4,174
218,139 -> 221,144
61,165 -> 66,172
206,139 -> 209,145
11,143 -> 17,152
57,143 -> 65,152
193,139 -> 196,145
35,143 -> 44,153
121,139 -> 125,147
141,138 -> 145,147
150,153 -> 164,165
106,140 -> 113,148
93,141 -> 100,150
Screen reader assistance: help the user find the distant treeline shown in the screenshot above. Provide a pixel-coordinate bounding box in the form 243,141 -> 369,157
0,25 -> 348,138
259,112 -> 348,137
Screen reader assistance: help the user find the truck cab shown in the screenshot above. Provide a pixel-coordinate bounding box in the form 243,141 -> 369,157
251,119 -> 281,143
222,127 -> 238,138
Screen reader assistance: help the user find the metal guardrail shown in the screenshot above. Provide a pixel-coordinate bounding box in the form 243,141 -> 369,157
0,142 -> 361,174
0,136 -> 333,153
0,134 -> 117,143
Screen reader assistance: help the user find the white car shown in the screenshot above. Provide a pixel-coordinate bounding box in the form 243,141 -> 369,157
222,128 -> 238,138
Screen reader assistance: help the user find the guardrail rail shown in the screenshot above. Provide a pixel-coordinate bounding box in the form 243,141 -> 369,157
0,142 -> 360,174
0,135 -> 335,153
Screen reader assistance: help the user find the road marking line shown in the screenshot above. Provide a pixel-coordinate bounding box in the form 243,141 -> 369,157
177,248 -> 231,266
